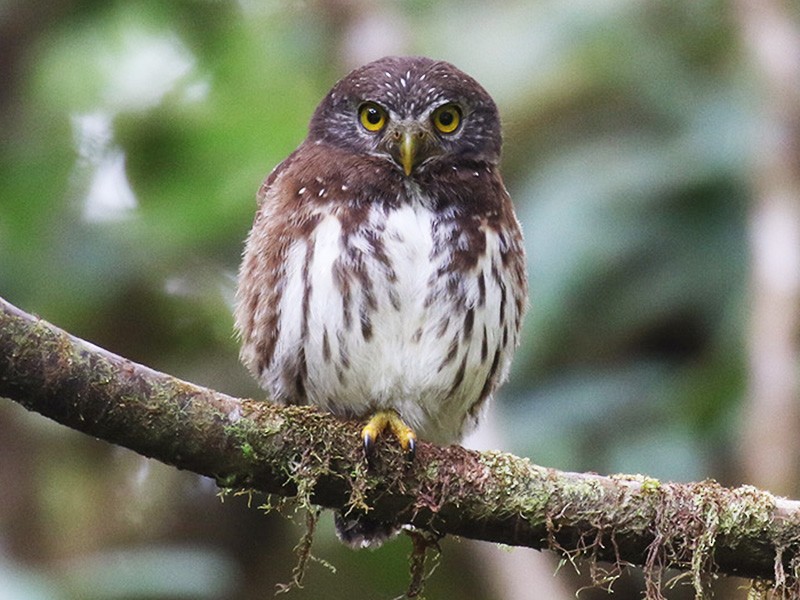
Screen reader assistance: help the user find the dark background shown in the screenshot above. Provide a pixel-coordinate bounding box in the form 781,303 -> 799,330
1,1 -> 798,598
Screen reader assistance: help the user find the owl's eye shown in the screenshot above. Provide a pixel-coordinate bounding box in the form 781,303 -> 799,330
359,102 -> 387,132
432,104 -> 462,134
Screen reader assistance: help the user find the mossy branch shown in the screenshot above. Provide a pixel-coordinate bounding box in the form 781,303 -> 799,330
1,295 -> 800,596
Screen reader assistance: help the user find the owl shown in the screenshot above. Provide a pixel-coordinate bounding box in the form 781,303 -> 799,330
235,55 -> 527,547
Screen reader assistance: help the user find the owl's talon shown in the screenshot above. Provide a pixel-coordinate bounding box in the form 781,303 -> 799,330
405,435 -> 416,459
361,410 -> 417,458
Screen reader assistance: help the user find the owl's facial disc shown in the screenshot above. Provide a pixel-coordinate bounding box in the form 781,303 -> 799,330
383,121 -> 442,176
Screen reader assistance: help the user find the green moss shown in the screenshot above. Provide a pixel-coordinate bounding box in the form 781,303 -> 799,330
641,477 -> 662,494
240,441 -> 255,460
717,485 -> 775,539
474,451 -> 551,521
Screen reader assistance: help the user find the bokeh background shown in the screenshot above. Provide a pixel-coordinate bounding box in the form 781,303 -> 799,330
1,0 -> 799,598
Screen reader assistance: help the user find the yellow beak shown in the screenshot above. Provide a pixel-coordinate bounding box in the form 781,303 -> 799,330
386,123 -> 438,176
399,130 -> 416,176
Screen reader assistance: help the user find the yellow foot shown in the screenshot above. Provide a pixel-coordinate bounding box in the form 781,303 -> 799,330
361,410 -> 417,457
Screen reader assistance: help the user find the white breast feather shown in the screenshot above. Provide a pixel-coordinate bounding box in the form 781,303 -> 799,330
282,201 -> 514,444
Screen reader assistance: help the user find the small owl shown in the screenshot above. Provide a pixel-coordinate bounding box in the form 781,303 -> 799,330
235,56 -> 527,547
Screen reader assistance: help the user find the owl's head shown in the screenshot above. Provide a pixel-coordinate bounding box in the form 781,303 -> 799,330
308,56 -> 502,176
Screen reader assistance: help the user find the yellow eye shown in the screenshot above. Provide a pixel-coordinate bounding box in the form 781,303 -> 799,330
359,102 -> 387,132
432,104 -> 461,134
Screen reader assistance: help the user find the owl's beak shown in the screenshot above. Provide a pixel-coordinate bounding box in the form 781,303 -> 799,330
399,130 -> 417,176
386,123 -> 438,176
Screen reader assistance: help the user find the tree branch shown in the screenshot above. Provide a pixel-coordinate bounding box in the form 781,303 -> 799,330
1,295 -> 799,594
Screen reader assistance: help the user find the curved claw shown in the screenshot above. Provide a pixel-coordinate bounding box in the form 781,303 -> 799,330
405,435 -> 416,460
363,431 -> 374,454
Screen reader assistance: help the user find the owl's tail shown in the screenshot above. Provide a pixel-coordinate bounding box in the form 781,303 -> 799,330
334,512 -> 400,549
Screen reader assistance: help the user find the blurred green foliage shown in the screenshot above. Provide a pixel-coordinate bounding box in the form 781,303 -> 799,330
0,0 -> 762,598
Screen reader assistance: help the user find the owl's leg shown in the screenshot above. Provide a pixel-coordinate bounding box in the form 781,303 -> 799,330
361,410 -> 417,456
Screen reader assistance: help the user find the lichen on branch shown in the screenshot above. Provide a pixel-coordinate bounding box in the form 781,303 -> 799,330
1,295 -> 800,598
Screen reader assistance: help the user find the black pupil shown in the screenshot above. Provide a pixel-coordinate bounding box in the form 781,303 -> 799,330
438,110 -> 454,126
366,107 -> 381,124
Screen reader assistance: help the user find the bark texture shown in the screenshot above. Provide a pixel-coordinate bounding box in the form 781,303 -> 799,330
1,296 -> 800,596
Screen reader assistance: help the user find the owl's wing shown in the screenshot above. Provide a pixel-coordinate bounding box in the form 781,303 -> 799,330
234,149 -> 309,395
